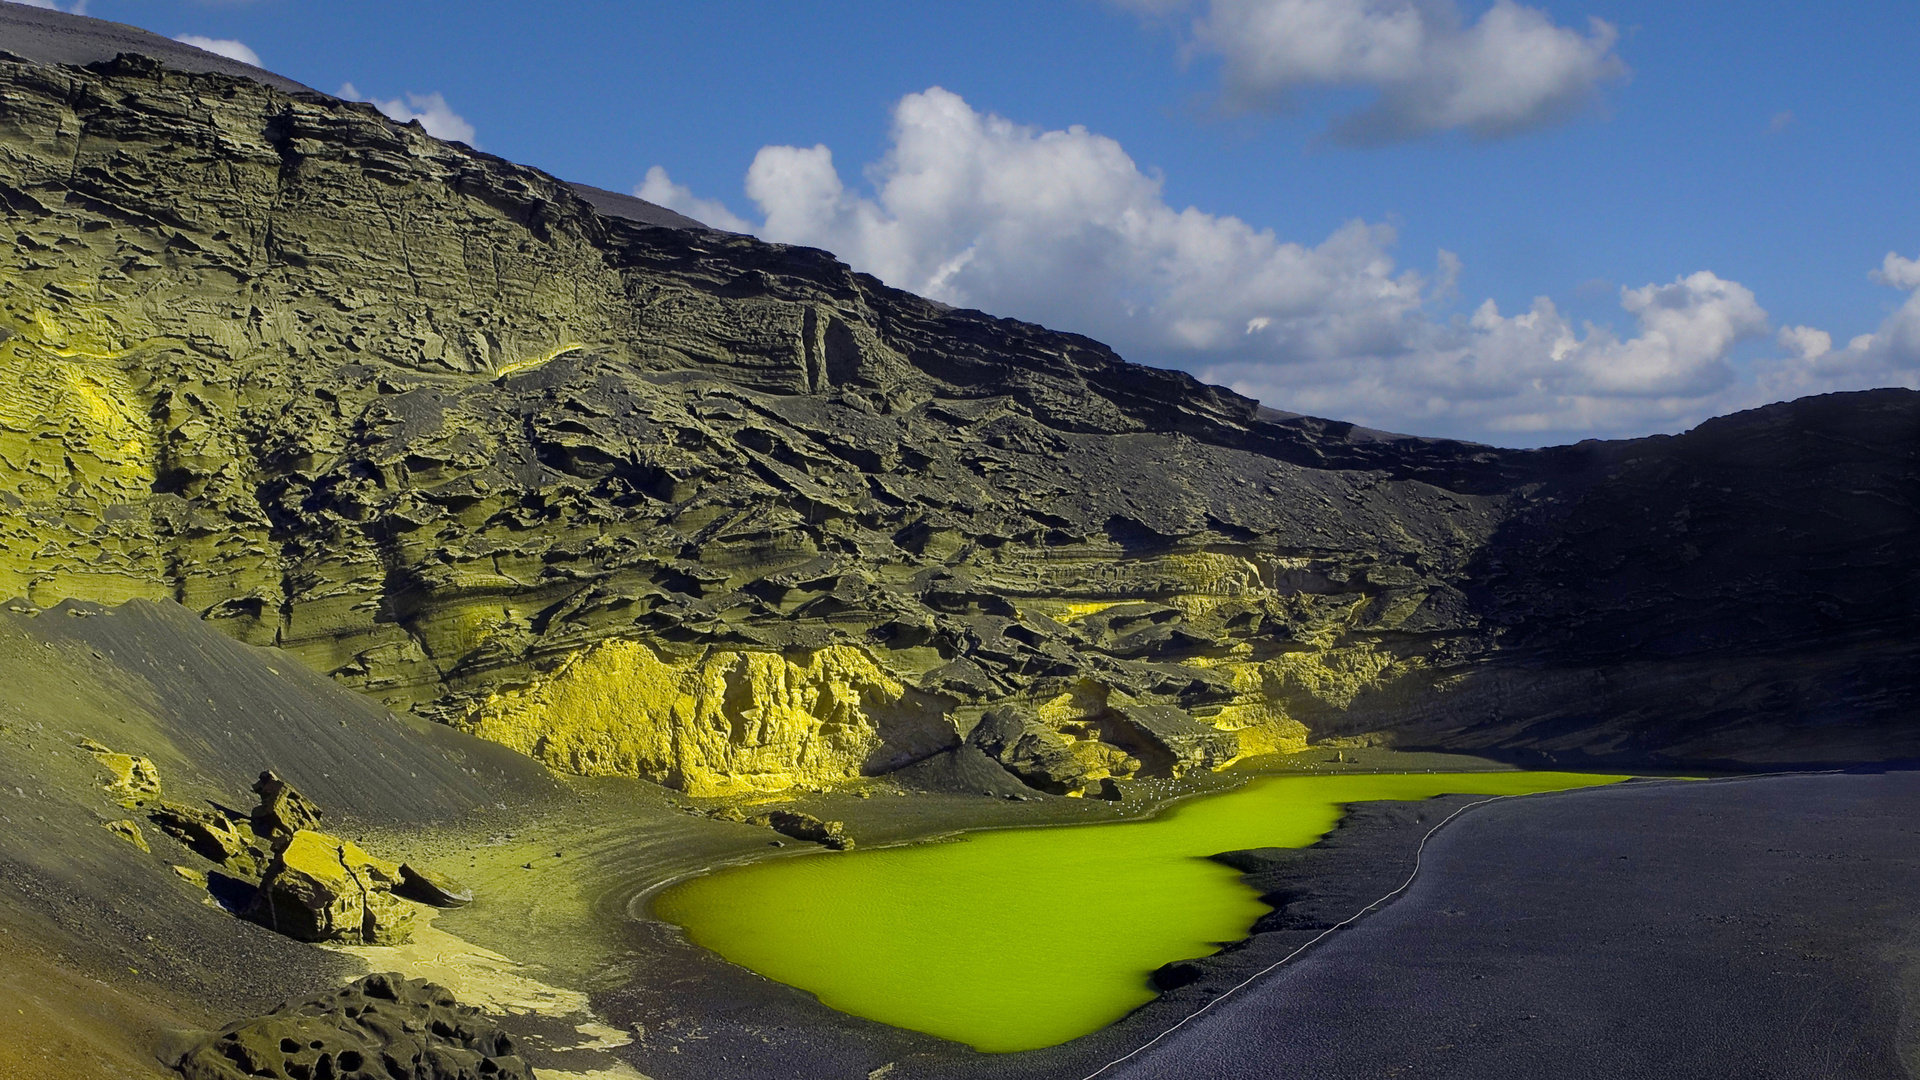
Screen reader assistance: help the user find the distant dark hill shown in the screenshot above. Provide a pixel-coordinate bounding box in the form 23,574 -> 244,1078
0,2 -> 313,92
1356,389 -> 1920,767
0,17 -> 1912,795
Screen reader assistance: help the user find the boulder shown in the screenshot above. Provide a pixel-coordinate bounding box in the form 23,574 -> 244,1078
396,863 -> 473,907
176,973 -> 532,1080
749,810 -> 855,850
149,801 -> 264,879
250,771 -> 323,841
245,830 -> 414,945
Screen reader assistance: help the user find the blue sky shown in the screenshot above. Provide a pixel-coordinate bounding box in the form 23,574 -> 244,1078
22,0 -> 1920,445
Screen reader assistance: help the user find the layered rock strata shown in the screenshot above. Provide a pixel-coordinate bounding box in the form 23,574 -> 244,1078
0,48 -> 1912,793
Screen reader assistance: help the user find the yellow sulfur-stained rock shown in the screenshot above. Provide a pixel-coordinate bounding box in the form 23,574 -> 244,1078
249,770 -> 323,842
247,830 -> 414,946
102,818 -> 149,853
463,640 -> 954,797
79,739 -> 162,804
149,801 -> 264,879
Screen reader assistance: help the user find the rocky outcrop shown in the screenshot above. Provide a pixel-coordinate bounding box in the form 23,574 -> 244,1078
134,770 -> 440,944
967,707 -> 1128,798
245,830 -> 415,946
462,640 -> 955,796
150,801 -> 266,879
80,739 -> 161,805
0,47 -> 1912,789
176,973 -> 531,1080
250,771 -> 324,842
396,863 -> 472,907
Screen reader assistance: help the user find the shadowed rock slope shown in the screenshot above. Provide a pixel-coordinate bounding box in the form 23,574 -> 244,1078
0,40 -> 1913,798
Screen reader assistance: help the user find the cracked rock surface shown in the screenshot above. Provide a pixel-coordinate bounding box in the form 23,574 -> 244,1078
175,972 -> 532,1080
0,50 -> 1912,795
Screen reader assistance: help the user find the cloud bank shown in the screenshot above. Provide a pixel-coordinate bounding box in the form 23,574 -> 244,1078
1115,0 -> 1627,143
339,84 -> 478,147
642,88 -> 1916,445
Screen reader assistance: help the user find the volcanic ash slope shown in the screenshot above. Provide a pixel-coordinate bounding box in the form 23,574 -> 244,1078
0,50 -> 1914,800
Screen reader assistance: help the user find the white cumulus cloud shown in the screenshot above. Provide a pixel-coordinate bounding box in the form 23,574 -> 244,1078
734,87 -> 1435,364
635,166 -> 754,233
173,35 -> 262,68
1118,0 -> 1627,143
339,84 -> 477,147
1205,271 -> 1769,437
650,88 -> 1912,444
1755,252 -> 1920,401
4,0 -> 89,12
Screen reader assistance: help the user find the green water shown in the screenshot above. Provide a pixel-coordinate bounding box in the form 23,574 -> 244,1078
653,771 -> 1625,1052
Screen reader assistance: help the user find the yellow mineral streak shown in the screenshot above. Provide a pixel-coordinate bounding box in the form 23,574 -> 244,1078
493,342 -> 584,380
0,336 -> 155,494
0,320 -> 167,602
1042,600 -> 1129,625
463,640 -> 913,796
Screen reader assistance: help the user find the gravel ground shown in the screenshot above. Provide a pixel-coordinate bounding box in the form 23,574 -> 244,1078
1097,770 -> 1920,1080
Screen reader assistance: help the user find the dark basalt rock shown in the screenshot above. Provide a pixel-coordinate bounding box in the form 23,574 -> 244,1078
751,810 -> 855,850
397,863 -> 473,908
893,743 -> 1043,799
250,771 -> 324,843
175,973 -> 531,1080
0,35 -> 1911,786
150,801 -> 266,880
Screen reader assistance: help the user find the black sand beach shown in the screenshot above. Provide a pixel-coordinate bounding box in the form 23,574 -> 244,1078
1095,770 -> 1920,1080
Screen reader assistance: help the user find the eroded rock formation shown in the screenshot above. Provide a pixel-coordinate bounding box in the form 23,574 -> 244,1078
176,973 -> 531,1080
246,830 -> 415,946
0,51 -> 1912,792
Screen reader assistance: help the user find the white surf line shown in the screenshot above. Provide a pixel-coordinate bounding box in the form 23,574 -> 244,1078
1078,777 -> 1704,1080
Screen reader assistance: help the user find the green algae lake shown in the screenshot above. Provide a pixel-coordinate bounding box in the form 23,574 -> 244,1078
653,771 -> 1626,1052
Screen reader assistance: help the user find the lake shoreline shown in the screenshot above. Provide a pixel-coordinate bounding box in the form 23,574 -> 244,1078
595,750 -> 1622,1079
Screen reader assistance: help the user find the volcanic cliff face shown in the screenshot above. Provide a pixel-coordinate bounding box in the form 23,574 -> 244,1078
0,51 -> 1912,793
